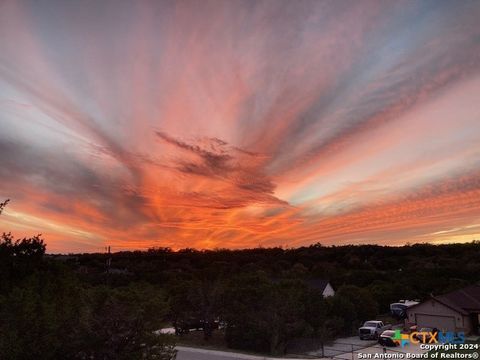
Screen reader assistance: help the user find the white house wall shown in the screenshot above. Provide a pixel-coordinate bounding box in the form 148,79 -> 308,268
406,299 -> 469,333
322,283 -> 335,297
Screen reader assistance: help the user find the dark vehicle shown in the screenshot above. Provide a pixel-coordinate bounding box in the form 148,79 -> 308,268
378,330 -> 399,347
414,327 -> 434,343
390,300 -> 419,319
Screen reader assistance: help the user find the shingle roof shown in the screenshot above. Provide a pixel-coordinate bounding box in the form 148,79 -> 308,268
437,284 -> 480,313
407,284 -> 480,315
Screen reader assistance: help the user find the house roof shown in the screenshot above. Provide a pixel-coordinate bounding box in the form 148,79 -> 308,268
437,284 -> 480,312
408,284 -> 480,315
305,279 -> 331,292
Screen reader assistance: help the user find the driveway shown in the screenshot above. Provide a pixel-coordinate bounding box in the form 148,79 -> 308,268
306,336 -> 377,358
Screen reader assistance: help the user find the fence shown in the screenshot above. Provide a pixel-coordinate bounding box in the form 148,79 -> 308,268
326,341 -> 379,360
329,343 -> 422,360
287,339 -> 379,359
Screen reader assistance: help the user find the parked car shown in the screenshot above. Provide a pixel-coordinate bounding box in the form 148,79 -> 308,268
390,300 -> 419,319
378,330 -> 399,347
359,321 -> 392,340
413,327 -> 434,343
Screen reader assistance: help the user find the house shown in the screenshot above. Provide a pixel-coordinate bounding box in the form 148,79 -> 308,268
305,279 -> 335,297
406,284 -> 480,334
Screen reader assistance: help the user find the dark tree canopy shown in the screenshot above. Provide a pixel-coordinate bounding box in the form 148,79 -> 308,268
2,199 -> 480,357
0,200 -> 176,359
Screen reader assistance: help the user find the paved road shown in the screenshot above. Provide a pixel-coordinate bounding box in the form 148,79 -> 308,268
177,336 -> 376,359
176,341 -> 427,360
319,341 -> 426,360
176,346 -> 314,360
176,347 -> 252,360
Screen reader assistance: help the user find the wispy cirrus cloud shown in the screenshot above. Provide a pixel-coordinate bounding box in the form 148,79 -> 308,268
155,131 -> 287,208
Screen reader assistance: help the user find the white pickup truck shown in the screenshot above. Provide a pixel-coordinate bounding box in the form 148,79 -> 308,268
358,321 -> 391,340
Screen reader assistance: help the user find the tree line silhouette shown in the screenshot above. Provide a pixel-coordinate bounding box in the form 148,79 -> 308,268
1,199 -> 480,357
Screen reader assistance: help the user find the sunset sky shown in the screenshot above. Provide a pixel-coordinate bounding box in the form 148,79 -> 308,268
1,0 -> 480,253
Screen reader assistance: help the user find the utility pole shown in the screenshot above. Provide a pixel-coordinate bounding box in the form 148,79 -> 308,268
105,245 -> 111,285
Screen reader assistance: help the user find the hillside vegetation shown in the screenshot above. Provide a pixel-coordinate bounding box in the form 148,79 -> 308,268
2,199 -> 480,357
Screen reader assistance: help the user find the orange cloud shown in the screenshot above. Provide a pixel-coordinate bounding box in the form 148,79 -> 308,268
1,0 -> 480,252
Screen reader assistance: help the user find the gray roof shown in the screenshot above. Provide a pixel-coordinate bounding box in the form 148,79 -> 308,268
436,284 -> 480,313
410,284 -> 480,315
